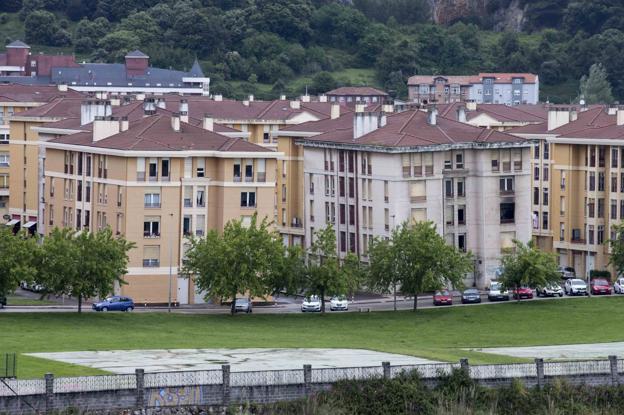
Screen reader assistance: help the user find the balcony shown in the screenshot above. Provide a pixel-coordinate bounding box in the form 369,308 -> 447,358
143,231 -> 160,238
244,175 -> 253,182
184,199 -> 192,208
195,229 -> 204,237
142,259 -> 160,267
137,172 -> 145,181
233,175 -> 242,183
144,202 -> 161,208
257,172 -> 266,182
571,238 -> 586,244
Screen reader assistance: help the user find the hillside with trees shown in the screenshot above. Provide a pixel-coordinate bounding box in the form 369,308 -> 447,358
0,0 -> 623,102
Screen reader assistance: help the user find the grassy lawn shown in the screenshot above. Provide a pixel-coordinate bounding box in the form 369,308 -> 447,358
4,297 -> 624,379
6,296 -> 58,306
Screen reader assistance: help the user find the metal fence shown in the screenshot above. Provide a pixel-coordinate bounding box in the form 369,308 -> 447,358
0,354 -> 16,379
2,358 -> 624,397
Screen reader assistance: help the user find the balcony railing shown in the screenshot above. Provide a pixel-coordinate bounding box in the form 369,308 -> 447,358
257,172 -> 266,182
143,231 -> 160,238
143,259 -> 160,267
144,202 -> 161,208
184,199 -> 192,208
410,196 -> 426,203
233,175 -> 242,182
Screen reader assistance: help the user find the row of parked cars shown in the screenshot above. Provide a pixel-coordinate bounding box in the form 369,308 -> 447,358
301,295 -> 349,312
433,277 -> 624,306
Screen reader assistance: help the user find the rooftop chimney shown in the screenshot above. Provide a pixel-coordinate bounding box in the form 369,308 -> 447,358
355,103 -> 366,113
608,105 -> 617,115
93,116 -> 120,142
290,100 -> 301,110
456,105 -> 467,123
143,98 -> 156,116
319,95 -> 327,103
171,113 -> 181,132
466,100 -> 477,111
81,99 -> 112,126
301,95 -> 311,103
353,112 -> 380,139
618,106 -> 624,126
428,107 -> 438,126
155,98 -> 166,109
57,83 -> 68,92
382,104 -> 394,113
379,111 -> 387,128
570,109 -> 578,122
248,94 -> 254,102
330,103 -> 340,120
120,116 -> 129,132
242,100 -> 250,106
547,106 -> 571,131
136,93 -> 145,101
280,94 -> 286,101
203,113 -> 214,131
179,99 -> 189,123
109,96 -> 121,107
214,94 -> 223,102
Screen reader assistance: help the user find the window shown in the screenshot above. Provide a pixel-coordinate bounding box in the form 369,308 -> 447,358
233,160 -> 242,181
588,198 -> 595,218
196,189 -> 205,207
560,223 -> 565,241
458,234 -> 466,252
240,191 -> 256,207
49,177 -> 55,196
325,202 -> 330,223
561,171 -> 566,190
340,204 -> 346,225
599,146 -> 606,167
143,246 -> 160,267
245,160 -> 253,181
49,205 -> 54,226
143,216 -> 160,238
598,198 -> 604,218
458,206 -> 465,225
384,181 -> 389,202
613,148 -> 619,168
534,166 -> 540,181
589,146 -> 596,167
349,232 -> 356,253
348,152 -> 354,173
85,181 -> 91,203
196,158 -> 205,178
339,177 -> 345,197
348,178 -> 355,198
533,187 -> 539,205
543,143 -> 549,159
309,174 -> 314,195
500,177 -> 514,193
598,225 -> 604,245
598,172 -> 605,192
457,178 -> 465,197
196,215 -> 205,236
588,225 -> 595,244
161,159 -> 170,179
281,184 -> 287,202
612,200 -> 618,220
117,186 -> 123,207
444,152 -> 452,169
455,152 -> 464,169
612,174 -> 618,193
183,215 -> 192,236
543,166 -> 549,181
543,188 -> 549,205
325,176 -> 330,196
77,181 -> 82,202
184,186 -> 192,207
384,208 -> 390,231
0,153 -> 9,167
500,203 -> 515,224
148,158 -> 158,180
491,158 -> 499,172
257,159 -> 266,182
349,205 -> 355,225
445,179 -> 454,197
542,212 -> 548,230
560,197 -> 565,215
144,191 -> 161,208
77,154 -> 83,175
340,231 -> 346,252
534,143 -> 540,160
339,150 -> 345,172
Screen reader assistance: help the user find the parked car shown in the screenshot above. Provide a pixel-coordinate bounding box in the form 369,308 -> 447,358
590,279 -> 612,295
512,286 -> 534,300
234,297 -> 252,313
433,290 -> 453,306
301,295 -> 321,312
558,266 -> 576,280
536,283 -> 563,297
92,296 -> 134,312
329,295 -> 348,311
564,279 -> 588,296
487,281 -> 510,301
614,277 -> 624,294
461,288 -> 481,304
0,295 -> 6,309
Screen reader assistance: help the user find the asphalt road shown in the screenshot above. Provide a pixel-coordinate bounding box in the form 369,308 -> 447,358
1,288 -> 614,314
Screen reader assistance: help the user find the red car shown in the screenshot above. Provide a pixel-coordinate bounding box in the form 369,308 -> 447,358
433,290 -> 453,306
590,279 -> 612,295
512,286 -> 534,300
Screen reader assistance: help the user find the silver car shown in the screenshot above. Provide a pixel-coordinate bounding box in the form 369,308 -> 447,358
330,296 -> 348,311
564,279 -> 588,296
301,295 -> 321,312
234,298 -> 252,313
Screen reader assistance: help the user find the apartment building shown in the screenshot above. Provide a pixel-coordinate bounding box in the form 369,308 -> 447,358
0,84 -> 82,218
325,87 -> 389,107
510,105 -> 624,277
40,113 -> 279,304
0,41 -> 210,95
408,73 -> 539,106
299,108 -> 531,287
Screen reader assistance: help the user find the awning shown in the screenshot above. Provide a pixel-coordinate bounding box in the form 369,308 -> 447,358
5,219 -> 19,226
23,221 -> 37,228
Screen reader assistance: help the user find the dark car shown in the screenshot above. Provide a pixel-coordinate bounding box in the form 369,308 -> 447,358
92,296 -> 134,312
590,279 -> 612,295
512,286 -> 534,300
433,290 -> 453,306
461,288 -> 482,304
0,295 -> 6,309
234,297 -> 253,313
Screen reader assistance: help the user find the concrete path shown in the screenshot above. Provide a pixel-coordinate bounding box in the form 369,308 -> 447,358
473,342 -> 624,360
27,348 -> 439,374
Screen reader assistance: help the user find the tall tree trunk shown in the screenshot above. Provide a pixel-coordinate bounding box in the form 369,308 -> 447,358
78,294 -> 82,314
321,287 -> 325,313
231,291 -> 237,315
413,293 -> 418,311
393,282 -> 397,311
515,284 -> 520,303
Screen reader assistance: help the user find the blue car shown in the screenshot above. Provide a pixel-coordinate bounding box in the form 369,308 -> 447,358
92,296 -> 134,312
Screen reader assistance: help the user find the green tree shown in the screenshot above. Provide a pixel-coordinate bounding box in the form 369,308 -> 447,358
310,71 -> 337,94
578,63 -> 614,104
24,10 -> 71,46
96,30 -> 140,61
497,240 -> 560,301
38,228 -> 134,312
182,215 -> 286,315
0,228 -> 38,301
608,223 -> 624,277
300,225 -> 361,313
368,221 -> 473,311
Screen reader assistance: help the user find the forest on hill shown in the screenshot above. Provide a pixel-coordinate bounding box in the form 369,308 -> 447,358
0,0 -> 623,102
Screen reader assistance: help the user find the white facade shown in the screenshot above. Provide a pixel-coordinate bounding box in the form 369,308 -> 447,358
303,143 -> 532,288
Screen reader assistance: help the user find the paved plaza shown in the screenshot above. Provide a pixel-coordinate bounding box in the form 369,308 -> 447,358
473,342 -> 624,360
27,348 -> 439,374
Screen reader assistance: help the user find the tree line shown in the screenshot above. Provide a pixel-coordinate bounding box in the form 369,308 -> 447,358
3,0 -> 624,102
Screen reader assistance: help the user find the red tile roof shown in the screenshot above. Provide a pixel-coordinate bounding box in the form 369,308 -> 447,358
325,87 -> 388,97
0,84 -> 82,103
507,123 -> 549,134
550,106 -> 615,136
305,110 -> 524,148
14,97 -> 83,118
280,113 -> 354,133
48,114 -> 268,152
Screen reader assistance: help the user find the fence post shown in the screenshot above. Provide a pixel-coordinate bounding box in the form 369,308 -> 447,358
303,364 -> 312,395
44,373 -> 54,414
535,358 -> 544,388
460,359 -> 469,376
135,368 -> 145,409
222,364 -> 231,408
609,355 -> 619,385
382,361 -> 391,379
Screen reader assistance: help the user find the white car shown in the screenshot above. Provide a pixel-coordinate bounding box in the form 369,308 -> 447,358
301,295 -> 321,312
536,283 -> 563,297
564,279 -> 588,296
487,281 -> 510,301
614,277 -> 624,294
330,296 -> 348,311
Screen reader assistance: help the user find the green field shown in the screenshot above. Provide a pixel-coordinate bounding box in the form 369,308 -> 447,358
4,297 -> 624,379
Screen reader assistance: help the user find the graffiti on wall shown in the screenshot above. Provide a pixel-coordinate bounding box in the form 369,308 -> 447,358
148,386 -> 204,407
